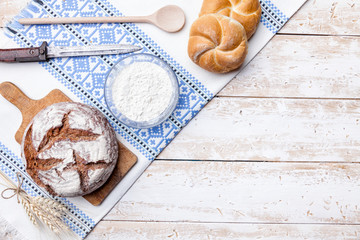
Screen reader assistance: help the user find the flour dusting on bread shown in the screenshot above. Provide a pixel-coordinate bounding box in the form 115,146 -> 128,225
22,102 -> 118,197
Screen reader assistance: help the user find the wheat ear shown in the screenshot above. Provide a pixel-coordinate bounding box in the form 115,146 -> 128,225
0,171 -> 72,235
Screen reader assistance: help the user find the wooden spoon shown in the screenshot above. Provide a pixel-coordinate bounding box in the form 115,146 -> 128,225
18,5 -> 186,33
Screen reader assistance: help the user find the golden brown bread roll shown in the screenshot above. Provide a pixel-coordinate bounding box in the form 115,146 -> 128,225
199,0 -> 262,39
188,14 -> 248,73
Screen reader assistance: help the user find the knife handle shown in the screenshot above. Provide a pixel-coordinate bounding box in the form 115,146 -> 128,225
0,42 -> 48,63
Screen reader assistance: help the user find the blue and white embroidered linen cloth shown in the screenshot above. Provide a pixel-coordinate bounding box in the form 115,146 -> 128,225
0,0 -> 306,239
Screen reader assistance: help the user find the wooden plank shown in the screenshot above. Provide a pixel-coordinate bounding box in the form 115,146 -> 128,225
2,216 -> 360,240
105,161 -> 360,224
220,35 -> 360,98
280,0 -> 360,35
88,221 -> 360,240
159,97 -> 360,161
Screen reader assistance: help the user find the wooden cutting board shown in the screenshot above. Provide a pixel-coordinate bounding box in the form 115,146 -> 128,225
0,81 -> 137,206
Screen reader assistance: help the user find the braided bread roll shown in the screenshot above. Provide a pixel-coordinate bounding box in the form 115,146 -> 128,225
188,14 -> 248,73
200,0 -> 262,39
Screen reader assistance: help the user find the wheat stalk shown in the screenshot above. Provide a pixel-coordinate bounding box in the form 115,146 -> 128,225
28,196 -> 70,233
0,171 -> 73,235
21,198 -> 37,225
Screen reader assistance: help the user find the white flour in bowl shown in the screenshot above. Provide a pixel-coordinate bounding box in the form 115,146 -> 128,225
111,61 -> 173,122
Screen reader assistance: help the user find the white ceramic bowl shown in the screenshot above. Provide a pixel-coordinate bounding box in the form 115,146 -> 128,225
104,53 -> 179,129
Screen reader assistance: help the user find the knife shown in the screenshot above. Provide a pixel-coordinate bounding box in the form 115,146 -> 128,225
0,41 -> 142,63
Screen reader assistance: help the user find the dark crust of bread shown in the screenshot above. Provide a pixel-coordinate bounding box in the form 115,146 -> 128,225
22,102 -> 118,197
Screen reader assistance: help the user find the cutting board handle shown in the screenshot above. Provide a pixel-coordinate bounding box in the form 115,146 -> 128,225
0,82 -> 35,113
0,81 -> 71,143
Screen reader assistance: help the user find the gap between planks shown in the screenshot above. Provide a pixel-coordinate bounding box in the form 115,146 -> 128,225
215,96 -> 360,101
99,219 -> 360,226
154,159 -> 360,164
277,32 -> 360,38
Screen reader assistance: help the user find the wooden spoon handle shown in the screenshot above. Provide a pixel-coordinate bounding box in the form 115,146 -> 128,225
18,16 -> 150,25
0,82 -> 35,113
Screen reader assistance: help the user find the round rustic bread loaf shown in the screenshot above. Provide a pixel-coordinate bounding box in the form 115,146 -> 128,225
21,102 -> 118,197
199,0 -> 262,39
188,14 -> 248,73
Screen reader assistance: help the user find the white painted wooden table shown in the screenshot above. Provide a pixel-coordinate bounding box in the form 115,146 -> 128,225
1,0 -> 360,239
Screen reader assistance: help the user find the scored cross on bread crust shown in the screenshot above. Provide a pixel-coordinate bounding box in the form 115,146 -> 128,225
36,111 -> 100,152
22,102 -> 118,197
24,112 -> 113,195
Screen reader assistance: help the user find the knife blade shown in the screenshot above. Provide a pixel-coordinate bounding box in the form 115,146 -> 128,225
0,41 -> 142,63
